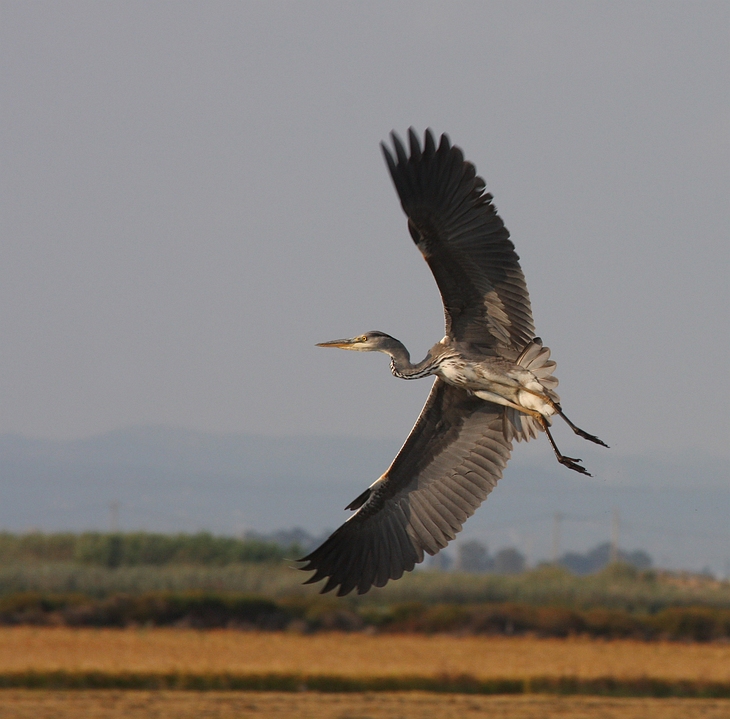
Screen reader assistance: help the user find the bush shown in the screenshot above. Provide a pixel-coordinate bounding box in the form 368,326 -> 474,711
0,533 -> 78,564
652,607 -> 730,642
0,592 -> 729,640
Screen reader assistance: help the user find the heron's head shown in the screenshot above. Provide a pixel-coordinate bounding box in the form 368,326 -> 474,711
316,331 -> 402,353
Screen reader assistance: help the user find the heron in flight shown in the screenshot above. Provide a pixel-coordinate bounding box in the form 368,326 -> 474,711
300,129 -> 607,596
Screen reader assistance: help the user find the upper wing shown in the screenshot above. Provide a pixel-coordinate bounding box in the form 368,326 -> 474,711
382,128 -> 534,356
299,380 -> 512,596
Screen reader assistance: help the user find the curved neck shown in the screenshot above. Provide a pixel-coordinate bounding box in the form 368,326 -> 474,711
383,340 -> 439,380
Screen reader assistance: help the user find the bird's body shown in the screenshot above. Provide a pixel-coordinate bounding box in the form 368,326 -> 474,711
300,129 -> 607,596
380,334 -> 559,437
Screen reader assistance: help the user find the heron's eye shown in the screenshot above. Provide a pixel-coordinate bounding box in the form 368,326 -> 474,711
358,335 -> 367,343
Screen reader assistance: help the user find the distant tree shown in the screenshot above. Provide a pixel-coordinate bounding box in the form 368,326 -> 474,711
560,542 -> 653,575
457,540 -> 493,572
493,547 -> 525,574
624,549 -> 652,571
428,550 -> 454,571
560,545 -> 608,575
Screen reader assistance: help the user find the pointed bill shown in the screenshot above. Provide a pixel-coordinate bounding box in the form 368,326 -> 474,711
316,338 -> 358,349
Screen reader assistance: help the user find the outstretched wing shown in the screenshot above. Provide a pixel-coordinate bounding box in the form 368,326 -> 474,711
299,380 -> 512,596
382,128 -> 534,356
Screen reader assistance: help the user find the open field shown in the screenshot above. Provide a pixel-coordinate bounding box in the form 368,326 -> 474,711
0,691 -> 730,719
2,628 -> 730,716
3,627 -> 730,682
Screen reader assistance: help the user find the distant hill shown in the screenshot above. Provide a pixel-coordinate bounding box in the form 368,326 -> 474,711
0,427 -> 400,536
1,426 -> 728,575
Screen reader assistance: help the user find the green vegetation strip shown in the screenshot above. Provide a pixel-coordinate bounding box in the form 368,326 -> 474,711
0,531 -> 296,567
4,533 -> 730,616
0,671 -> 728,698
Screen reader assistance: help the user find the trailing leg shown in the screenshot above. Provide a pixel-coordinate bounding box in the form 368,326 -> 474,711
516,386 -> 607,449
538,416 -> 592,476
531,394 -> 608,448
555,407 -> 608,447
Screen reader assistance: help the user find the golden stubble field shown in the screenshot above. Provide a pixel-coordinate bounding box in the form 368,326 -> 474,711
2,628 -> 730,718
3,627 -> 730,681
1,691 -> 730,719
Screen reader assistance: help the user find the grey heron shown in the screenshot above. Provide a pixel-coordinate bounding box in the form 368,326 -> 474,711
300,128 -> 607,596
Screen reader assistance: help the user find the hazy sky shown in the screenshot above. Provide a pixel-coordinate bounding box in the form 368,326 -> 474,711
1,2 -> 728,462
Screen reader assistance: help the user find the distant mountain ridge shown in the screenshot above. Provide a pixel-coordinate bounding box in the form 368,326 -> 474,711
1,426 -> 728,574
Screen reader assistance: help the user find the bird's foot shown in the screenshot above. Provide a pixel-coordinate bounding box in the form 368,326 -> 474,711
558,455 -> 592,476
573,427 -> 609,448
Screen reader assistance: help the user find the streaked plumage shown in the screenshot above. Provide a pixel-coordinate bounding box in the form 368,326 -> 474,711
300,129 -> 607,596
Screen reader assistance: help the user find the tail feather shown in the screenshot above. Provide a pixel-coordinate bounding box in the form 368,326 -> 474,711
517,338 -> 560,400
516,339 -> 544,366
504,408 -> 541,442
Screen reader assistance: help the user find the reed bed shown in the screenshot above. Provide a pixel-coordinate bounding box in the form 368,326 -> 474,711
3,563 -> 729,613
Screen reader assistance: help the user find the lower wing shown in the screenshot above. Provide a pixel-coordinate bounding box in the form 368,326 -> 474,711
299,379 -> 513,595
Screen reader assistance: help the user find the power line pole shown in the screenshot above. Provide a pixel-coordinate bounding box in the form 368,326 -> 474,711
109,500 -> 120,533
552,512 -> 563,564
524,533 -> 534,570
610,508 -> 620,564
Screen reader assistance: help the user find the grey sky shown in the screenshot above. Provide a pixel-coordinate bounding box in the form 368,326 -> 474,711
1,2 -> 728,462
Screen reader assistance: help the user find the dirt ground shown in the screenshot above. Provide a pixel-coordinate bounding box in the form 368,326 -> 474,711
0,691 -> 729,719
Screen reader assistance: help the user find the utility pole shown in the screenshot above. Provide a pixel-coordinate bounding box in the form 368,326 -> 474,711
610,508 -> 620,564
552,512 -> 563,564
524,534 -> 534,570
109,500 -> 120,533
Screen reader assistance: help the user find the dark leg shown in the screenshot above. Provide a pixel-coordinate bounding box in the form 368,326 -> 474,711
539,399 -> 608,448
539,417 -> 592,476
556,409 -> 609,447
519,389 -> 609,448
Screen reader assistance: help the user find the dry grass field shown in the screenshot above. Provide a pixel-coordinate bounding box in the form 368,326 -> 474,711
2,629 -> 730,717
2,627 -> 729,682
0,691 -> 729,719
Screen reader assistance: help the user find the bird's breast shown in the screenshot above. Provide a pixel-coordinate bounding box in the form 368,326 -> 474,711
437,357 -> 512,390
437,358 -> 527,394
436,358 -> 472,386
